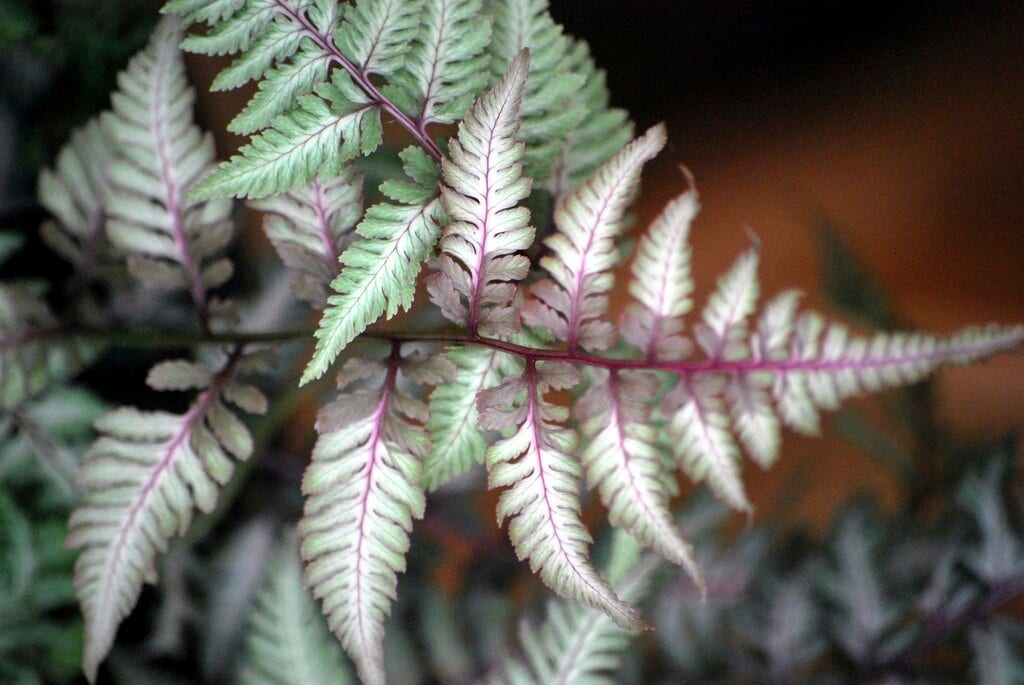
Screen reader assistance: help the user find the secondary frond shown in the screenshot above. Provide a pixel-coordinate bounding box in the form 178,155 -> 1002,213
488,0 -> 587,182
522,124 -> 666,352
427,51 -> 533,337
192,71 -> 381,200
302,150 -> 443,384
335,0 -> 421,80
102,18 -> 234,328
249,166 -> 364,307
422,345 -> 517,490
300,350 -> 451,685
37,117 -> 120,281
240,532 -> 353,685
480,359 -> 644,631
548,39 -> 634,204
66,346 -> 266,682
388,0 -> 492,126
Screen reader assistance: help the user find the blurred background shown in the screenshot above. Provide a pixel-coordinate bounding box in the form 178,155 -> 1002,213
2,1 -> 1023,682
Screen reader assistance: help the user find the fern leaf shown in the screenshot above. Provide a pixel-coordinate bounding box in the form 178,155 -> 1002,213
177,0 -> 278,56
302,153 -> 443,384
427,50 -> 533,337
249,167 -> 364,307
161,0 -> 244,25
66,347 -> 266,682
389,0 -> 492,126
422,345 -> 516,490
211,16 -> 307,92
695,248 -> 760,360
192,71 -> 381,200
523,125 -> 666,352
621,186 -> 698,360
492,534 -> 658,685
666,377 -> 751,513
481,360 -> 644,630
240,532 -> 353,685
577,370 -> 703,587
767,312 -> 1024,436
230,45 -> 334,135
726,372 -> 780,468
548,39 -> 634,203
488,0 -> 587,182
299,352 -> 432,685
102,17 -> 233,325
37,117 -> 119,279
336,0 -> 422,80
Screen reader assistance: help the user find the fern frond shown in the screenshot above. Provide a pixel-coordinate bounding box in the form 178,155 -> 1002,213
249,166 -> 364,307
240,532 -> 353,685
577,369 -> 703,587
176,0 -> 279,56
522,124 -> 666,352
422,345 -> 516,490
767,317 -> 1024,441
102,18 -> 233,327
621,186 -> 698,360
695,248 -> 760,360
427,51 -> 533,337
480,359 -> 644,630
66,346 -> 266,682
488,0 -> 586,182
548,39 -> 634,203
299,350 -> 446,685
302,150 -> 443,384
336,0 -> 422,80
37,117 -> 119,280
388,0 -> 492,126
230,45 -> 334,135
665,376 -> 752,513
192,71 -> 381,200
492,534 -> 658,685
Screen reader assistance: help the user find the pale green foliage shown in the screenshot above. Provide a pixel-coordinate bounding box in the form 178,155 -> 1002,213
240,532 -> 353,685
336,0 -> 421,79
479,360 -> 644,630
101,18 -> 234,305
299,352 -> 451,685
302,150 -> 443,384
249,167 -> 364,307
66,348 -> 266,682
492,533 -> 656,685
192,71 -> 382,200
548,40 -> 634,203
427,51 -> 533,338
422,346 -> 515,489
488,0 -> 586,182
387,0 -> 492,125
522,125 -> 667,352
